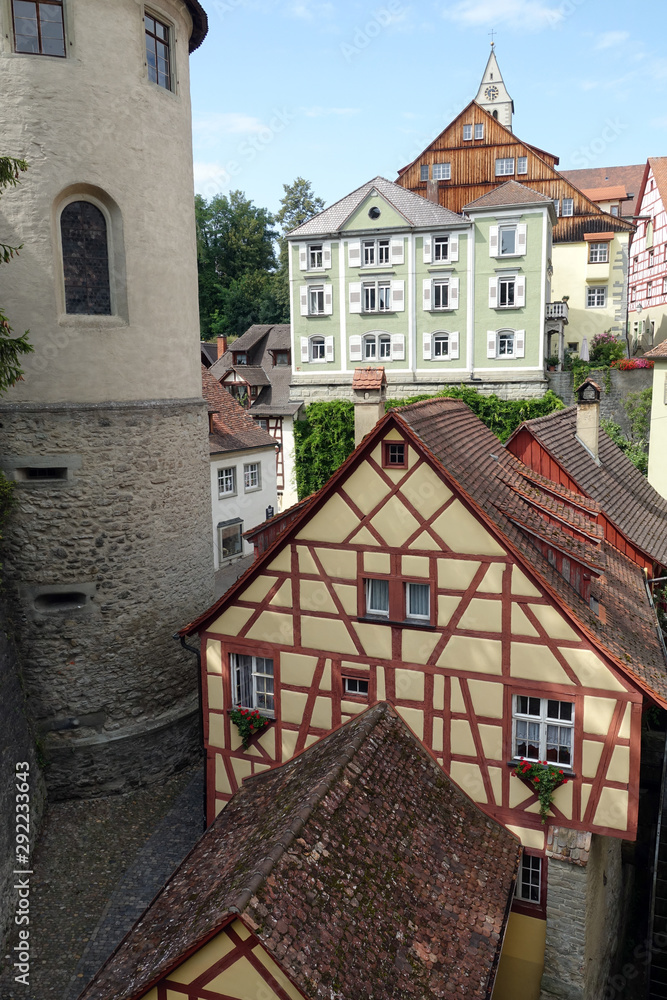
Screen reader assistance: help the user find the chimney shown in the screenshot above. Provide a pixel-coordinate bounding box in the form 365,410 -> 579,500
575,378 -> 601,463
352,367 -> 387,446
426,178 -> 439,205
217,334 -> 227,359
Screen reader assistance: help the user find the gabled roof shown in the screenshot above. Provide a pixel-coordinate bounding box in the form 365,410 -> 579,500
506,406 -> 667,568
77,703 -> 519,1000
560,165 -> 645,217
201,366 -> 275,454
463,179 -> 555,211
638,157 -> 667,215
200,340 -> 217,367
221,365 -> 270,387
208,325 -> 303,418
288,176 -> 464,238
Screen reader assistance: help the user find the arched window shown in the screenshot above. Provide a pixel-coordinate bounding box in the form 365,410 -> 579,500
60,202 -> 111,315
363,333 -> 391,361
310,336 -> 325,361
433,333 -> 449,358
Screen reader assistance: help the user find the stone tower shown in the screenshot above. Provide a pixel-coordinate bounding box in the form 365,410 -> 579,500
475,45 -> 514,130
0,0 -> 214,797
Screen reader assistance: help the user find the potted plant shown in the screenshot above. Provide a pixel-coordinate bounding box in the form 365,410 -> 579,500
511,758 -> 569,824
229,705 -> 270,748
545,355 -> 560,372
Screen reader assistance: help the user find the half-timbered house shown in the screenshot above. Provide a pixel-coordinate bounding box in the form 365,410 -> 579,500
644,340 -> 667,500
628,157 -> 667,351
180,395 -> 667,999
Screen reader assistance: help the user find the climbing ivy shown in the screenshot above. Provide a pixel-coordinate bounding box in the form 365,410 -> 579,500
294,400 -> 355,499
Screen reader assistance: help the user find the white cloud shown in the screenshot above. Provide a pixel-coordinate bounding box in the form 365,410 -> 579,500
299,106 -> 361,118
192,112 -> 267,146
284,0 -> 333,19
595,30 -> 630,50
193,162 -> 233,197
442,0 -> 561,31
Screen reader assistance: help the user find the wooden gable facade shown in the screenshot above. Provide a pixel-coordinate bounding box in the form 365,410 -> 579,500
396,102 -> 633,245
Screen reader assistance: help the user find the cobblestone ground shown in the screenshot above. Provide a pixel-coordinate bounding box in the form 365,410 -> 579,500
0,764 -> 204,1000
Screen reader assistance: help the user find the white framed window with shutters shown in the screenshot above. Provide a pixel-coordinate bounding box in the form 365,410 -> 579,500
363,333 -> 391,361
349,280 -> 404,315
298,242 -> 331,271
423,276 -> 459,311
300,335 -> 334,364
423,331 -> 459,361
309,285 -> 324,315
349,237 -> 404,269
489,224 -> 526,258
487,329 -> 525,360
299,284 -> 333,317
489,274 -> 525,309
423,232 -> 459,264
349,332 -> 404,364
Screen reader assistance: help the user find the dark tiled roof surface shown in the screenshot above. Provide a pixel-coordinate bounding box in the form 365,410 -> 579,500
222,365 -> 271,387
560,165 -> 645,217
352,366 -> 386,389
78,704 -> 519,1000
201,366 -> 275,454
200,341 -> 217,367
208,326 -> 302,417
184,0 -> 207,50
463,180 -> 555,210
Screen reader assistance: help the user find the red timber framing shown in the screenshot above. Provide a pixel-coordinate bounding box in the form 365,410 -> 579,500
190,410 -> 652,840
267,416 -> 284,490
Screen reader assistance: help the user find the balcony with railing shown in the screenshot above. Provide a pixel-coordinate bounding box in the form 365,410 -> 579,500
545,301 -> 569,323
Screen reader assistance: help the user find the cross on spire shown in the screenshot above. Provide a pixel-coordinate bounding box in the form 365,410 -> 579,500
489,28 -> 496,47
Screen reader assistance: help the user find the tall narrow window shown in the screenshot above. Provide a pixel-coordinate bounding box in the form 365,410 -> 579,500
145,12 -> 171,90
12,0 -> 65,56
60,202 -> 111,315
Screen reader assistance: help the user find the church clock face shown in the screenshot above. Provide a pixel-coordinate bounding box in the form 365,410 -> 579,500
484,85 -> 499,101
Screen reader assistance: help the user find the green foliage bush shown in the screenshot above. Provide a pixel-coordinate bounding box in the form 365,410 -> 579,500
589,330 -> 626,366
600,386 -> 653,476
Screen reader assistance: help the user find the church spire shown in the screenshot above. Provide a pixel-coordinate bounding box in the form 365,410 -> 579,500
474,43 -> 514,131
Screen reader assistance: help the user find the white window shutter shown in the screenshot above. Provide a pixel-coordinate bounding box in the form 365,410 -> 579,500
515,330 -> 526,358
324,285 -> 333,315
423,278 -> 432,311
489,226 -> 499,257
517,224 -> 527,253
449,233 -> 459,262
300,285 -> 308,316
348,240 -> 361,268
391,279 -> 405,312
349,335 -> 362,361
323,242 -> 332,269
450,277 -> 459,308
391,333 -> 405,361
299,244 -> 308,271
325,335 -> 334,361
300,337 -> 309,362
487,331 -> 497,359
423,235 -> 432,264
516,275 -> 526,307
349,281 -> 362,314
489,278 -> 498,308
390,237 -> 404,265
422,333 -> 432,360
449,331 -> 459,360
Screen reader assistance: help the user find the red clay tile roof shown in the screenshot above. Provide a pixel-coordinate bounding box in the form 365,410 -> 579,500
560,165 -> 645,216
463,179 -> 554,210
645,342 -> 667,359
352,366 -> 387,389
581,185 -> 628,202
77,704 -> 519,1000
201,366 -> 275,454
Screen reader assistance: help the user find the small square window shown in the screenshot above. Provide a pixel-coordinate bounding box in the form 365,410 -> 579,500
218,467 -> 236,497
343,676 -> 369,698
463,125 -> 473,141
588,243 -> 609,264
406,582 -> 430,621
474,123 -> 484,140
383,441 -> 407,468
513,695 -> 573,767
365,578 -> 389,617
232,653 -> 274,715
244,463 -> 261,491
420,164 -> 429,181
562,198 -> 574,217
12,0 -> 66,57
586,286 -> 607,308
432,163 -> 451,181
517,156 -> 528,175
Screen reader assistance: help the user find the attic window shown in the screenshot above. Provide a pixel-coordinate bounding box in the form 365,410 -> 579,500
273,351 -> 290,366
368,206 -> 381,220
234,353 -> 247,365
382,441 -> 407,468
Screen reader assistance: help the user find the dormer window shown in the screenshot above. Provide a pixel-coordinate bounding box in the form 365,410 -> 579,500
234,352 -> 248,365
273,351 -> 290,366
12,0 -> 65,57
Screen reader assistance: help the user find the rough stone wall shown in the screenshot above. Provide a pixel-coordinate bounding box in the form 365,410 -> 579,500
584,836 -> 623,998
541,857 -> 588,999
293,375 -> 549,404
547,370 -> 653,437
0,398 -> 213,799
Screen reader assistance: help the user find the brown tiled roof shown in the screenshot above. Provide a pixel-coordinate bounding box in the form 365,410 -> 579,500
560,165 -> 645,217
463,179 -> 554,210
508,406 -> 667,567
201,366 -> 275,454
352,366 -> 387,389
581,185 -> 627,202
209,325 -> 303,418
77,704 -> 519,1000
648,157 -> 667,211
645,341 -> 667,358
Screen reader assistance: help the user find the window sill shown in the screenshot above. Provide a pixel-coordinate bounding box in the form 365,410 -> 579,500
58,313 -> 128,329
506,761 -> 576,777
244,486 -> 262,494
361,311 -> 396,316
227,708 -> 275,720
356,268 -> 396,275
427,265 -> 453,272
428,308 -> 456,313
218,493 -> 238,500
357,615 -> 436,630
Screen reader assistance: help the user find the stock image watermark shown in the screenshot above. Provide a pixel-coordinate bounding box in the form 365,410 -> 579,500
340,1 -> 405,63
12,761 -> 32,987
570,118 -> 628,169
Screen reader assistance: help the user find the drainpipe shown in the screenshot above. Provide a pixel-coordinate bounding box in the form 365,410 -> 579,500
174,632 -> 206,831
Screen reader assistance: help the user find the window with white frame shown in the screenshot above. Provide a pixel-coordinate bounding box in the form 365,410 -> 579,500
663,277 -> 667,295
343,676 -> 369,697
553,200 -> 560,217
218,519 -> 243,561
513,695 -> 574,767
610,205 -> 619,216
433,279 -> 450,310
309,286 -> 324,315
562,198 -> 574,217
433,162 -> 451,181
586,286 -> 607,308
363,333 -> 391,361
244,463 -> 261,491
475,123 -> 484,139
463,125 -> 473,140
433,333 -> 449,357
406,582 -> 430,621
649,249 -> 655,265
231,653 -> 274,715
217,467 -> 236,497
517,156 -> 528,175
308,243 -> 323,269
310,336 -> 325,361
363,281 -> 392,313
363,239 -> 390,267
648,281 -> 653,298
433,235 -> 449,262
499,226 -> 517,255
588,242 -> 609,263
497,330 -> 515,357
498,276 -> 516,307
365,578 -> 389,617
420,164 -> 429,181
495,158 -> 515,176
516,853 -> 542,904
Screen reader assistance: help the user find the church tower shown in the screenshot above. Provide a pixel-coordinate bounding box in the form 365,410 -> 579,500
475,44 -> 514,131
0,0 -> 214,797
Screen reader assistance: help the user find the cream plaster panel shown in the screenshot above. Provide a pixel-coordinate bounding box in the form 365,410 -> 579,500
333,583 -> 358,615
618,702 -> 632,740
370,495 -> 420,548
401,629 -> 441,665
479,724 -> 503,761
581,783 -> 593,816
143,990 -> 159,1000
384,429 -> 404,441
341,715 -> 352,723
268,549 -> 291,572
510,643 -> 573,684
208,953 -> 280,999
433,716 -> 444,752
208,712 -> 225,749
258,725 -> 276,758
305,734 -> 319,747
301,616 -> 357,654
438,635 -> 502,674
342,660 -> 369,671
383,466 -> 410,485
400,464 -> 452,519
458,598 -> 502,632
377,666 -> 386,699
431,500 -> 506,557
528,603 -> 578,640
206,639 -> 222,675
245,744 -> 262,758
449,761 -> 487,804
583,697 -> 616,736
364,551 -> 391,574
509,776 -> 533,807
296,493 -> 359,543
451,719 -> 476,756
231,756 -> 253,785
242,575 -> 275,604
438,595 -> 461,627
209,606 -> 253,637
551,779 -> 573,820
300,582 -> 338,615
168,926 -> 235,984
488,766 -> 503,805
411,531 -> 442,550
352,621 -> 393,659
270,580 -> 292,608
507,826 -> 545,851
560,647 -> 626,692
311,696 -> 332,730
251,941 -> 306,1000
593,787 -> 629,831
280,652 -> 318,688
341,700 -> 365,715
234,920 -> 251,940
215,755 -> 232,796
437,558 -> 481,590
281,729 -> 298,759
479,562 -> 505,594
350,526 -> 380,547
468,680 -> 504,719
214,799 -> 225,817
207,675 -> 224,713
246,611 -> 293,646
344,464 -> 391,515
397,706 -> 424,740
298,545 -> 319,576
320,659 -> 332,691
315,547 -> 357,579
511,568 -> 542,597
402,555 -> 430,578
582,740 -> 604,778
229,724 -> 243,752
281,690 -> 309,726
433,674 -> 445,711
511,604 -> 539,637
450,678 -> 465,713
395,668 -> 425,702
608,745 -> 630,784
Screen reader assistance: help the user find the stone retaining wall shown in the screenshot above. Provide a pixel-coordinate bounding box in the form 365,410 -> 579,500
547,370 -> 653,437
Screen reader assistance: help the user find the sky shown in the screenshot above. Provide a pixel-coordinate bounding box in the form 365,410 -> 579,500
189,0 -> 666,216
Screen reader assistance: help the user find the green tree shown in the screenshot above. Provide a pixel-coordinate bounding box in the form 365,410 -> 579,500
274,178 -> 325,319
600,386 -> 653,476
